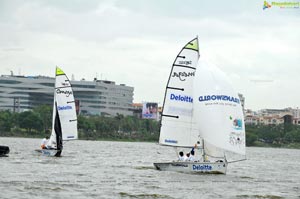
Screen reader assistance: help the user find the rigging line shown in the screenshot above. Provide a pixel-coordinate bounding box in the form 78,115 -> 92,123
227,159 -> 247,163
173,64 -> 196,70
167,86 -> 184,91
177,55 -> 185,59
69,119 -> 77,122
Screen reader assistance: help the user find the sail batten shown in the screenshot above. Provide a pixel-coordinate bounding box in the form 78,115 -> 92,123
166,87 -> 184,91
172,64 -> 196,69
55,86 -> 72,89
161,114 -> 179,118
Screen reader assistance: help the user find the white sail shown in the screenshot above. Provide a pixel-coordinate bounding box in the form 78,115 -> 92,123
48,67 -> 78,149
159,37 -> 200,147
193,60 -> 246,156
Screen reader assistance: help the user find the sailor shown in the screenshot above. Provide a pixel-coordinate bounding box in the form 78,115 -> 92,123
187,144 -> 197,162
178,151 -> 186,161
40,136 -> 49,149
188,150 -> 196,162
185,153 -> 190,161
46,140 -> 57,150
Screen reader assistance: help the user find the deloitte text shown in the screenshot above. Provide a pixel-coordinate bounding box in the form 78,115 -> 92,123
58,105 -> 72,111
165,139 -> 178,144
192,165 -> 212,171
170,94 -> 193,103
198,95 -> 240,104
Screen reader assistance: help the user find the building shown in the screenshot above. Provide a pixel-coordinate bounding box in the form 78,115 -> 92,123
132,103 -> 143,118
245,108 -> 299,125
0,74 -> 134,116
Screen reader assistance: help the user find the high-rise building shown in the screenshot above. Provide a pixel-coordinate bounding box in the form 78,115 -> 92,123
0,74 -> 134,116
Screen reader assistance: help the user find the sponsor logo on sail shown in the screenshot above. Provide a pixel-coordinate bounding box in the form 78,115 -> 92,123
61,82 -> 70,87
168,106 -> 193,116
192,165 -> 212,171
170,94 -> 193,103
229,131 -> 245,146
58,105 -> 72,111
178,60 -> 192,65
56,89 -> 73,97
172,71 -> 195,81
165,139 -> 178,144
198,95 -> 240,104
232,117 -> 243,130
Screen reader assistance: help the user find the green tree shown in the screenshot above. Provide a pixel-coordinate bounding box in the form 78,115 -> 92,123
18,111 -> 43,133
246,132 -> 258,146
33,105 -> 52,133
0,110 -> 14,133
284,129 -> 300,142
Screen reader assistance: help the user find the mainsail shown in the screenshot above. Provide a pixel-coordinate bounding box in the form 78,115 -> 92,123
48,67 -> 78,151
193,60 -> 246,156
159,37 -> 200,147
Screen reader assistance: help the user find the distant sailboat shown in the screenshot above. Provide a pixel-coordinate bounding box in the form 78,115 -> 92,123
37,67 -> 78,157
154,37 -> 246,174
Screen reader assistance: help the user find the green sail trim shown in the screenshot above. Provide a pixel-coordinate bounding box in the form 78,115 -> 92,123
56,67 -> 65,76
184,38 -> 198,51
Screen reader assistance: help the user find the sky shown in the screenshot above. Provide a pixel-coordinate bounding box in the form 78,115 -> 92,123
0,0 -> 299,110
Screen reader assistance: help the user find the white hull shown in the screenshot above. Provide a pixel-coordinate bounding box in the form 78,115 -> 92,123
153,161 -> 227,174
35,149 -> 61,157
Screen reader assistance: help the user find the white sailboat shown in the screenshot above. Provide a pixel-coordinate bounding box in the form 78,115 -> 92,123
38,67 -> 78,157
154,37 -> 246,174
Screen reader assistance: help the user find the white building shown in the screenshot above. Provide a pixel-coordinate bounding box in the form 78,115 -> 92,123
0,74 -> 134,116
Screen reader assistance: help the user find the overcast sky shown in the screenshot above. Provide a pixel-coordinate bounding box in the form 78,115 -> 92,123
0,0 -> 299,110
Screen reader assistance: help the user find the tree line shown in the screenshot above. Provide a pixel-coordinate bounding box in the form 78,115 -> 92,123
0,105 -> 159,142
246,124 -> 300,147
0,105 -> 300,147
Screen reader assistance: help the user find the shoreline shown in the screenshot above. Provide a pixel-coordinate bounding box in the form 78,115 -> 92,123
1,135 -> 300,149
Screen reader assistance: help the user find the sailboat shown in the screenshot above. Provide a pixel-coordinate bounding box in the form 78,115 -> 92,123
153,37 -> 246,174
38,67 -> 78,157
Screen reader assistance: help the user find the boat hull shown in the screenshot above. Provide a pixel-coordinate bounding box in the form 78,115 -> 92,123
0,145 -> 10,157
35,149 -> 61,157
153,161 -> 227,174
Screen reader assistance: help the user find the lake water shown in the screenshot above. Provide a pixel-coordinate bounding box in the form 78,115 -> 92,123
0,137 -> 299,199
